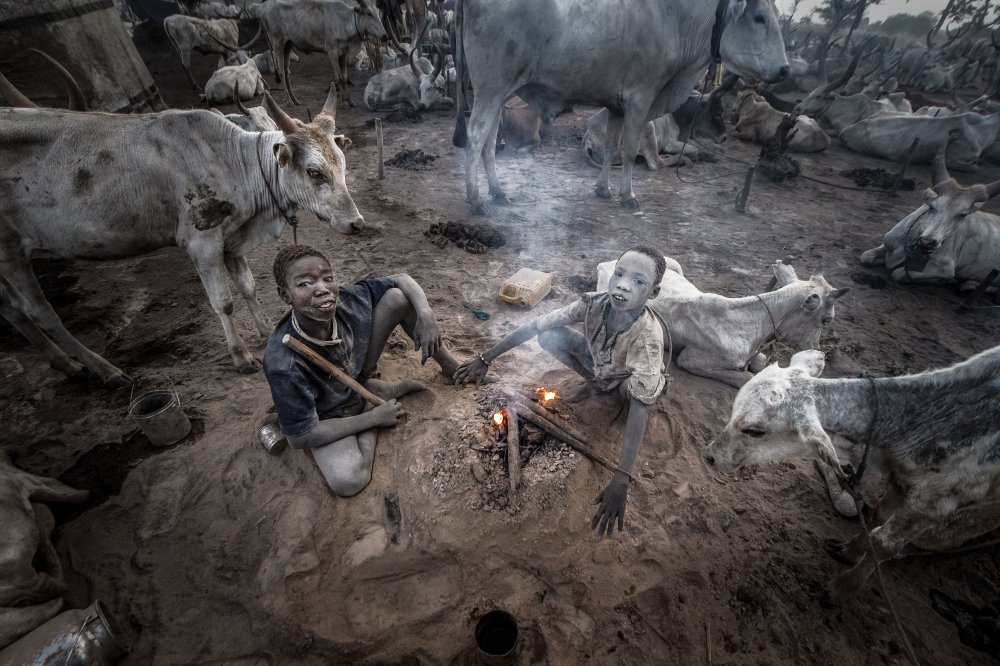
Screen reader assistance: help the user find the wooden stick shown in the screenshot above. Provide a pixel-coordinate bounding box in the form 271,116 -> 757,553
521,397 -> 593,449
375,117 -> 384,180
735,166 -> 755,212
959,268 -> 999,310
706,620 -> 713,664
515,405 -> 618,474
891,137 -> 920,195
506,405 -> 522,493
281,334 -> 385,405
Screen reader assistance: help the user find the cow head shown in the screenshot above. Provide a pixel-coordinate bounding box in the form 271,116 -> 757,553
263,85 -> 364,234
770,262 -> 849,349
704,351 -> 842,473
673,84 -> 731,145
354,0 -> 388,41
794,46 -> 867,118
916,155 -> 1000,253
719,0 -> 789,84
410,45 -> 447,110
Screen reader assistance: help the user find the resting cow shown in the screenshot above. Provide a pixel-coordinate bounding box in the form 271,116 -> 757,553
596,258 -> 848,388
860,146 -> 1000,293
704,347 -> 1000,604
363,22 -> 449,111
734,89 -> 829,153
0,86 -> 363,386
202,54 -> 266,105
0,450 -> 88,648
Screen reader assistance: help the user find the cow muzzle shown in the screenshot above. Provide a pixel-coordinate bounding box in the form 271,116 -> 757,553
917,236 -> 939,253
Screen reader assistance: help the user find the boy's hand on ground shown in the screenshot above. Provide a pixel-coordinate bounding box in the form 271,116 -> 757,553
592,475 -> 629,537
453,357 -> 489,385
370,398 -> 405,428
412,314 -> 442,364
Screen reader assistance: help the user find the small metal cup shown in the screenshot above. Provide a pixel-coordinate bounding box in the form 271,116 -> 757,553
258,424 -> 287,455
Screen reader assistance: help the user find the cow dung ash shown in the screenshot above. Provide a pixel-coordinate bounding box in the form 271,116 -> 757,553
840,167 -> 915,191
425,221 -> 507,254
386,148 -> 438,170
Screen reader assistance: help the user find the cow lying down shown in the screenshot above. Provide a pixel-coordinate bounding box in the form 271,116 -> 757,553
583,108 -> 699,170
705,347 -> 1000,604
734,89 -> 830,153
595,258 -> 848,388
861,144 -> 1000,293
202,55 -> 265,105
0,451 -> 88,648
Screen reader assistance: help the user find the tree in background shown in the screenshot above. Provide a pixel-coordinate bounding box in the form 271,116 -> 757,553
873,11 -> 937,39
812,0 -> 882,82
927,0 -> 999,47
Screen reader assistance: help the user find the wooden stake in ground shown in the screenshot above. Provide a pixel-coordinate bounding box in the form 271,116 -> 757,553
506,404 -> 522,493
375,117 -> 384,180
735,166 -> 755,213
959,268 -> 1000,310
891,137 -> 920,195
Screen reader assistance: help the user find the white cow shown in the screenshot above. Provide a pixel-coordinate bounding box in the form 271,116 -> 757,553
734,90 -> 830,153
596,258 -> 848,388
0,86 -> 363,386
202,55 -> 266,105
705,346 -> 1000,604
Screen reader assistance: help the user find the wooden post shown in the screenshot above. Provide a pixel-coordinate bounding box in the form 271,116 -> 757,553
959,268 -> 1000,310
891,137 -> 920,195
735,166 -> 755,212
506,405 -> 522,493
375,117 -> 384,180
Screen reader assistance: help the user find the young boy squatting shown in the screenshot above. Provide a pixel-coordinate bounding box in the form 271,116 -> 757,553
454,247 -> 668,536
263,245 -> 459,496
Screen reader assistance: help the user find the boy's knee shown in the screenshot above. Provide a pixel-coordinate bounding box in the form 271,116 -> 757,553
325,464 -> 372,497
537,327 -> 563,352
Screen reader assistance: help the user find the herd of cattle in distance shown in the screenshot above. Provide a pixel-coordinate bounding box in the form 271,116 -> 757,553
0,0 -> 998,630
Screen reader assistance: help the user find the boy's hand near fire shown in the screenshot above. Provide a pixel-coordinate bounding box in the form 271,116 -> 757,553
455,247 -> 669,536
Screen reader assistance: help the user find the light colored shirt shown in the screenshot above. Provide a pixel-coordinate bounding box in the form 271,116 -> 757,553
533,292 -> 666,404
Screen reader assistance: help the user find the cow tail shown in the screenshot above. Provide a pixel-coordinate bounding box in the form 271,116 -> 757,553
451,0 -> 467,148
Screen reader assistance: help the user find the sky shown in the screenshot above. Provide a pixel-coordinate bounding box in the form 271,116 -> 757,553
788,0 -> 948,23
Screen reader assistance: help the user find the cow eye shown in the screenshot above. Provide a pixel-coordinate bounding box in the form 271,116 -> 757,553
754,14 -> 766,25
307,168 -> 325,181
742,428 -> 766,438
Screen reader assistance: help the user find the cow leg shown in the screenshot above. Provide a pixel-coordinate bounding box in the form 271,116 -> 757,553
859,245 -> 885,266
617,109 -> 650,209
180,51 -> 199,90
0,254 -> 129,386
464,94 -> 507,215
675,348 -> 750,388
481,109 -> 509,204
813,459 -> 858,518
328,52 -> 354,107
189,251 -> 256,373
595,111 -> 623,200
224,254 -> 272,337
0,290 -> 85,379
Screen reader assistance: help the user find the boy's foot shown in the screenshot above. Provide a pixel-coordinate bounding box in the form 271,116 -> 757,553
365,378 -> 427,400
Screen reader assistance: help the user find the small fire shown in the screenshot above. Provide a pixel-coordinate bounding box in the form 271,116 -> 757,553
535,387 -> 558,403
492,410 -> 506,427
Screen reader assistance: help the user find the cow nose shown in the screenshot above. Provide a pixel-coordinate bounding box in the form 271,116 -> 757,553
350,216 -> 365,233
776,65 -> 790,82
704,453 -> 716,466
821,315 -> 833,326
918,236 -> 937,253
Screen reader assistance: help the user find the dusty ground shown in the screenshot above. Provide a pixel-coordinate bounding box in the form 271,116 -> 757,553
2,26 -> 999,666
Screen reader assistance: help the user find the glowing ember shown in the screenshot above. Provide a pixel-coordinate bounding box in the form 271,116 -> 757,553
535,387 -> 558,402
492,411 -> 505,427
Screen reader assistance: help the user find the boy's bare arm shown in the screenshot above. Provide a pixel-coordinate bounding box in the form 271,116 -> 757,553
287,400 -> 404,448
593,396 -> 650,536
453,320 -> 541,384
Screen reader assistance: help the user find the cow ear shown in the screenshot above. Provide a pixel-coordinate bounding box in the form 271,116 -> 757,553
334,134 -> 352,150
800,423 -> 844,478
729,0 -> 747,21
789,350 -> 825,377
829,287 -> 850,301
772,260 -> 799,287
273,142 -> 292,167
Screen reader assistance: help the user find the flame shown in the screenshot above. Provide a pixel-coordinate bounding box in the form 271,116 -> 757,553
492,410 -> 505,427
535,387 -> 558,402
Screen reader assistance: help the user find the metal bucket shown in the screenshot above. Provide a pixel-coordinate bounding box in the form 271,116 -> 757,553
474,609 -> 520,664
128,384 -> 191,447
0,600 -> 127,665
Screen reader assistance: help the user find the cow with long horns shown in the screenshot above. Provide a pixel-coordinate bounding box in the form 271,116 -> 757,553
0,84 -> 364,386
861,142 -> 1000,293
363,19 -> 449,111
451,0 -> 789,213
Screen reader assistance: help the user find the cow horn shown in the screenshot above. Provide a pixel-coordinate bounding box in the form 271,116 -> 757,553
263,91 -> 298,133
28,49 -> 87,111
233,80 -> 251,116
238,22 -> 263,50
933,131 -> 955,186
409,17 -> 430,80
823,45 -> 865,93
432,43 -> 445,80
0,71 -> 38,108
318,82 -> 337,121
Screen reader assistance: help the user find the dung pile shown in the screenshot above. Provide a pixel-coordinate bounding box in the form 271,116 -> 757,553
386,147 -> 437,170
425,221 -> 507,254
840,167 -> 915,190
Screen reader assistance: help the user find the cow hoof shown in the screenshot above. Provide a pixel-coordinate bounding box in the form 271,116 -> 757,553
832,491 -> 859,518
621,196 -> 640,210
823,538 -> 855,566
491,191 -> 511,205
469,201 -> 489,216
594,185 -> 612,199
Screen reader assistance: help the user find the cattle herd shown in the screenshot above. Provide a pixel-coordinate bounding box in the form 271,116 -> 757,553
1,0 -> 999,661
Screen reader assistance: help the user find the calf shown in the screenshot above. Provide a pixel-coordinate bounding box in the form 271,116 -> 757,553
0,86 -> 363,386
860,147 -> 1000,293
734,90 -> 830,153
596,257 -> 848,388
704,347 -> 1000,604
202,55 -> 266,105
163,14 -> 243,89
0,450 -> 88,648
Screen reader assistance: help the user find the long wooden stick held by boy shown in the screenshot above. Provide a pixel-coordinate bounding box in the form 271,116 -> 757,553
281,334 -> 385,406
